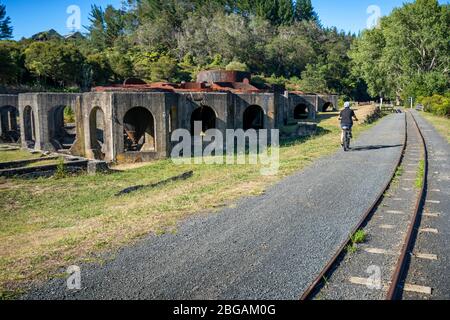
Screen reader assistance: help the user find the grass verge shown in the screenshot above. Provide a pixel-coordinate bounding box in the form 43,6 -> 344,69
415,160 -> 425,189
0,149 -> 42,163
0,106 -> 383,298
420,112 -> 450,143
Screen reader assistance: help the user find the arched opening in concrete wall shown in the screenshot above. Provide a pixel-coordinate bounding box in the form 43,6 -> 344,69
53,105 -> 77,150
89,107 -> 106,160
23,106 -> 36,147
0,106 -> 20,142
243,105 -> 264,130
123,107 -> 156,152
293,104 -> 309,119
323,102 -> 334,112
190,106 -> 216,135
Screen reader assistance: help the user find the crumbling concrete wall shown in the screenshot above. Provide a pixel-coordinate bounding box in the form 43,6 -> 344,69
233,93 -> 277,130
284,93 -> 317,123
15,90 -> 337,163
177,92 -> 230,135
111,92 -> 172,163
18,93 -> 81,151
317,95 -> 339,112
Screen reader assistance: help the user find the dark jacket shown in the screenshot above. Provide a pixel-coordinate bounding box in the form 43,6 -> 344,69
340,108 -> 356,126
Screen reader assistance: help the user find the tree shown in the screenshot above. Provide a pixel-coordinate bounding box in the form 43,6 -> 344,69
0,43 -> 19,84
350,0 -> 449,100
226,61 -> 249,72
278,0 -> 295,25
149,55 -> 179,81
265,22 -> 317,77
349,28 -> 388,98
299,61 -> 329,93
134,15 -> 178,53
86,52 -> 113,85
294,0 -> 318,22
0,4 -> 12,39
87,5 -> 126,50
24,41 -> 85,87
107,46 -> 134,81
254,0 -> 278,25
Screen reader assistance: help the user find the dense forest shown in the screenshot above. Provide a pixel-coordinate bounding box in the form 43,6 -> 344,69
0,0 -> 449,110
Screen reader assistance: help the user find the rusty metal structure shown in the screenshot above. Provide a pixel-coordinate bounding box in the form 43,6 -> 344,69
1,70 -> 339,163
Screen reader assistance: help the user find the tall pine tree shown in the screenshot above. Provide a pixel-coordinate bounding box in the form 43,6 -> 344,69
294,0 -> 317,22
0,4 -> 13,39
255,0 -> 279,24
278,0 -> 295,25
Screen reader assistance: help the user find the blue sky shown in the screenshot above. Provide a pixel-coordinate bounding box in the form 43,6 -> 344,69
2,0 -> 448,39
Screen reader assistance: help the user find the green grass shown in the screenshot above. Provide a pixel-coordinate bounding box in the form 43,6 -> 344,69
346,229 -> 367,254
392,165 -> 404,185
24,159 -> 59,168
394,166 -> 404,178
0,107 -> 384,297
420,112 -> 450,143
351,229 -> 367,244
415,160 -> 425,189
345,243 -> 358,254
0,149 -> 42,163
54,157 -> 67,179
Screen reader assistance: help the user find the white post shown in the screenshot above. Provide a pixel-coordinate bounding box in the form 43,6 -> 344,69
410,97 -> 413,109
380,98 -> 383,109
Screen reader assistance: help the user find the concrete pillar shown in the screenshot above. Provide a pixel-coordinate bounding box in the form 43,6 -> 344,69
0,108 -> 9,135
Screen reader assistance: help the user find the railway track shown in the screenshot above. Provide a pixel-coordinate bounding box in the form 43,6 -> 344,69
300,110 -> 429,300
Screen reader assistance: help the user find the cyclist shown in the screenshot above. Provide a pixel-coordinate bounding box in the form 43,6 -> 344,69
339,102 -> 358,146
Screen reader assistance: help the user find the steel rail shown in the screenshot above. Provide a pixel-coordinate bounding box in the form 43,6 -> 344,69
385,111 -> 428,300
300,112 -> 408,300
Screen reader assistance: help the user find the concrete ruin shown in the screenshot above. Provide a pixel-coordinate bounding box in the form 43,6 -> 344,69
0,94 -> 20,143
0,71 -> 338,163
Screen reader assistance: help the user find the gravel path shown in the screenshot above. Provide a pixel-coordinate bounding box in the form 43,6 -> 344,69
23,114 -> 405,300
402,111 -> 450,300
315,112 -> 420,300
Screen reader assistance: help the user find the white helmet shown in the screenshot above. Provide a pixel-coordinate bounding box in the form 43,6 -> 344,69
344,102 -> 351,108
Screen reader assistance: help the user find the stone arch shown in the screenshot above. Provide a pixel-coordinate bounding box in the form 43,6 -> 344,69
190,105 -> 217,135
243,105 -> 265,130
123,107 -> 156,152
51,105 -> 77,150
89,107 -> 106,160
323,102 -> 334,112
23,106 -> 36,147
0,105 -> 20,142
294,103 -> 309,119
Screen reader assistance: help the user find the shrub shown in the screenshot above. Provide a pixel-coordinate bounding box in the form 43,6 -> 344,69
418,94 -> 450,117
225,61 -> 249,72
64,107 -> 75,123
351,230 -> 367,244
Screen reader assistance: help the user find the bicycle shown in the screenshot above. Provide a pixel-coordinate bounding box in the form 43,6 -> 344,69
342,125 -> 352,151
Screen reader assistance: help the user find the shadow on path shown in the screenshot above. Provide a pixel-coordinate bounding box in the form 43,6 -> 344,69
351,144 -> 403,152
